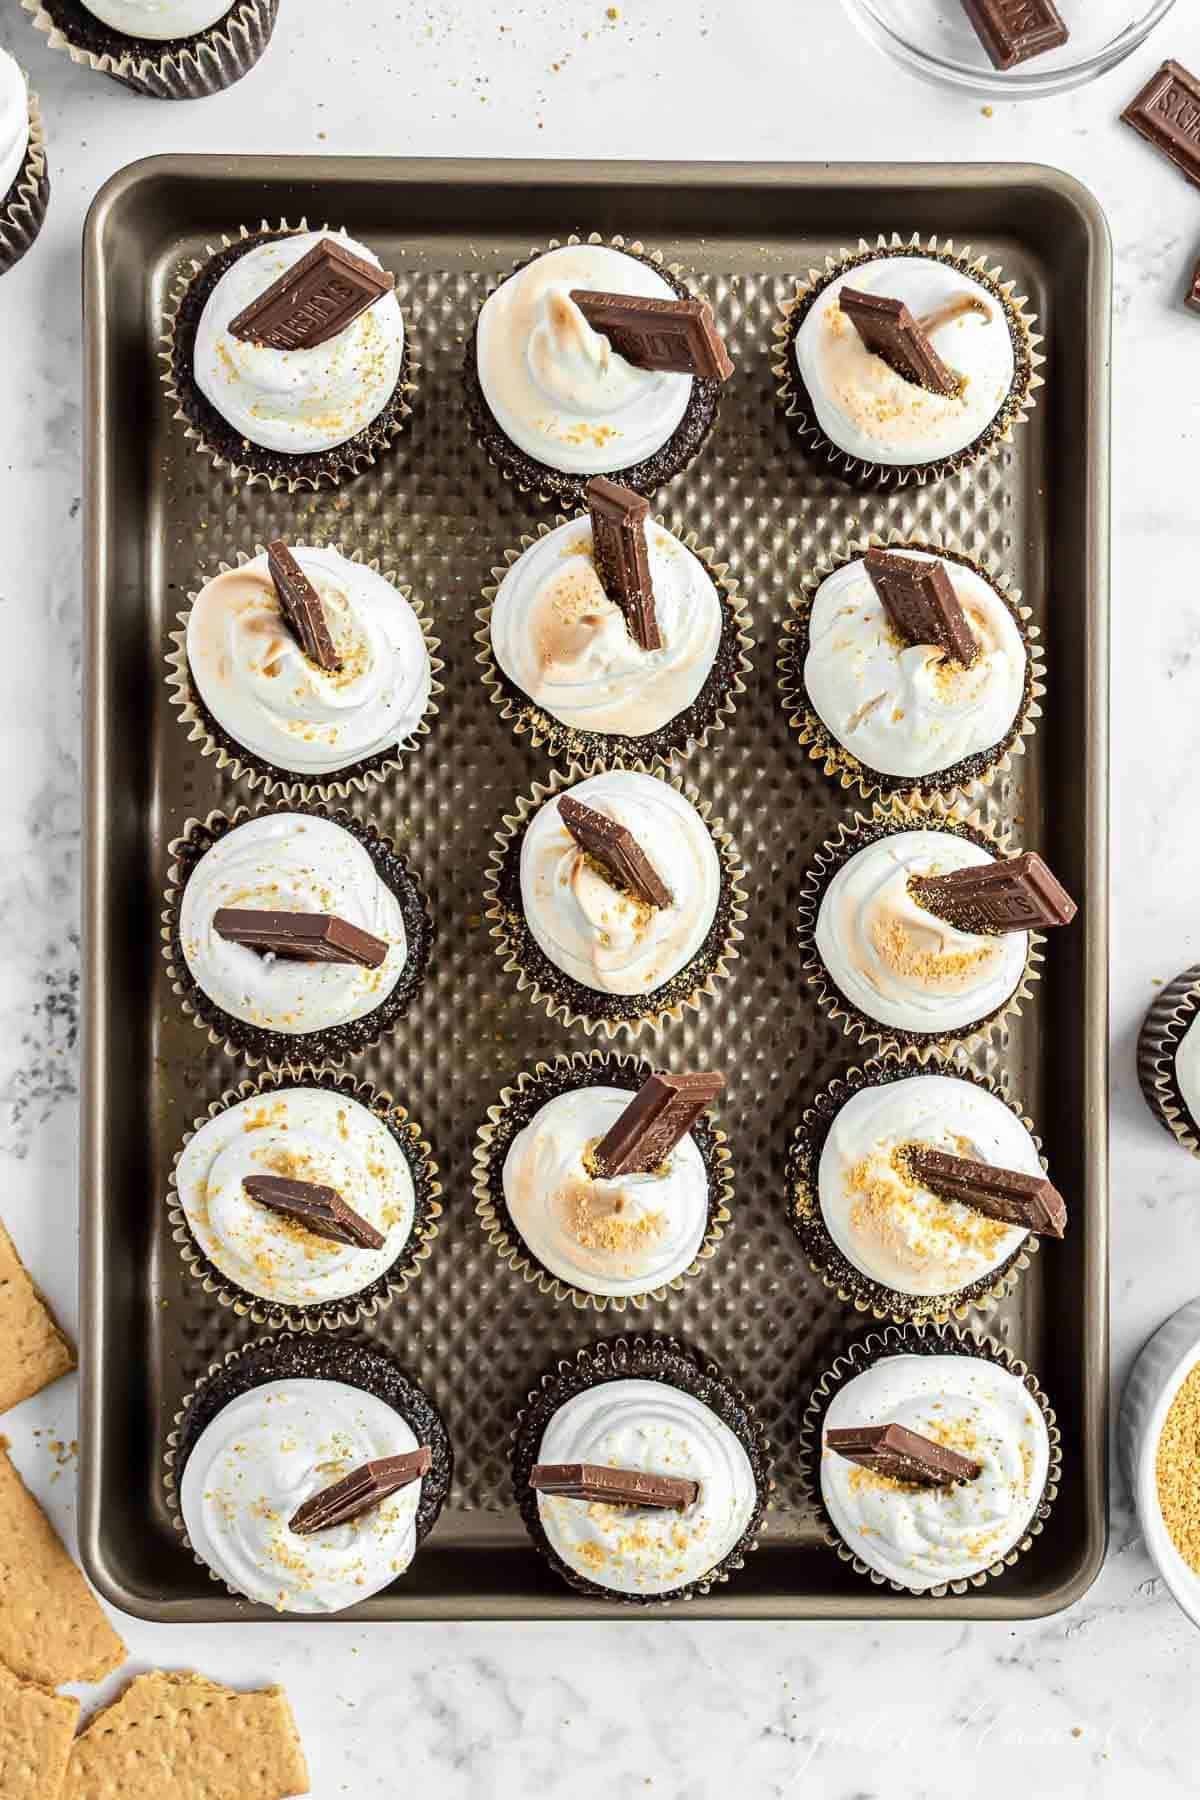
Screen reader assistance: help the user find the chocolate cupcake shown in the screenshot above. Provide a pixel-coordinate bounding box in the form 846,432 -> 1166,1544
464,233 -> 728,508
798,1322 -> 1060,1595
163,223 -> 414,492
1138,965 -> 1200,1158
165,1335 -> 452,1614
162,804 -> 433,1066
0,50 -> 48,277
22,0 -> 278,99
772,234 -> 1040,488
485,761 -> 746,1039
512,1335 -> 772,1604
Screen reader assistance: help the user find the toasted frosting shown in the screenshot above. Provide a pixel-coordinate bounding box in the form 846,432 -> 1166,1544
818,1075 -> 1036,1297
80,0 -> 232,38
0,51 -> 30,203
820,1352 -> 1049,1591
814,828 -> 1027,1035
794,256 -> 1016,468
519,769 -> 720,998
476,244 -> 692,476
180,1377 -> 423,1613
178,813 -> 407,1033
490,515 -> 721,738
803,551 -> 1026,780
193,230 -> 404,455
1175,1012 -> 1200,1129
186,547 -> 431,777
535,1377 -> 756,1595
176,1086 -> 416,1306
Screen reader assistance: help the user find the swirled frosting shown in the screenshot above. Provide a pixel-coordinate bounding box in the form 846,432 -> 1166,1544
820,1352 -> 1049,1591
476,244 -> 693,476
1175,1013 -> 1200,1129
535,1377 -> 756,1595
502,1084 -> 710,1296
818,1075 -> 1037,1297
176,1086 -> 416,1306
794,256 -> 1016,467
519,770 -> 720,998
193,230 -> 405,455
803,551 -> 1026,779
186,546 -> 431,776
0,51 -> 30,204
180,1378 -> 423,1613
80,0 -> 232,38
814,829 -> 1028,1035
490,515 -> 721,738
178,813 -> 407,1033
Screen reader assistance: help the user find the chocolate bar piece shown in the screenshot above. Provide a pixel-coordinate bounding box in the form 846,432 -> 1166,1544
569,289 -> 734,381
1122,61 -> 1200,190
289,1448 -> 432,1535
591,1071 -> 724,1178
242,1174 -> 386,1250
586,477 -> 660,652
960,0 -> 1068,71
557,794 -> 673,910
213,909 -> 389,968
901,1147 -> 1067,1238
908,851 -> 1077,934
266,541 -> 339,672
1187,257 -> 1200,315
228,236 -> 395,350
838,286 -> 959,397
529,1462 -> 699,1510
863,547 -> 978,666
825,1423 -> 981,1486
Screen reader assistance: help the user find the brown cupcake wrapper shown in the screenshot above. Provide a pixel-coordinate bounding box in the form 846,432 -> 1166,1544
463,232 -> 723,509
771,233 -> 1042,490
161,801 -> 435,1068
473,1048 -> 734,1314
795,795 -> 1043,1065
0,90 -> 48,276
160,220 -> 418,492
1137,964 -> 1200,1157
510,1333 -> 773,1605
484,757 -> 747,1040
23,0 -> 278,98
796,1320 -> 1061,1597
167,1062 -> 443,1332
778,529 -> 1044,805
165,542 -> 444,802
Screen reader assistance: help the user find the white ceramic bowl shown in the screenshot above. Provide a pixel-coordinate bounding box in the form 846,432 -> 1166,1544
1120,1296 -> 1200,1627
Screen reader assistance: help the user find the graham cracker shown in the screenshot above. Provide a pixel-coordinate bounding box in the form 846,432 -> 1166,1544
0,1439 -> 126,1687
0,1218 -> 75,1415
63,1672 -> 310,1800
0,1662 -> 79,1800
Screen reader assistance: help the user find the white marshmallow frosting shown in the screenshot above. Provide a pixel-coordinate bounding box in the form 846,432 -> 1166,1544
81,0 -> 232,38
0,50 -> 30,205
1174,1012 -> 1200,1129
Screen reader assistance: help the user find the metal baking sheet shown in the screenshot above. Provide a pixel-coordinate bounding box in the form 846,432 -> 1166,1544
80,157 -> 1110,1620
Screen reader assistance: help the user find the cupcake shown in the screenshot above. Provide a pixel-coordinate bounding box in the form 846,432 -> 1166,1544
22,0 -> 278,99
474,1051 -> 733,1312
485,762 -> 746,1038
511,1336 -> 771,1604
799,1324 -> 1059,1595
169,1066 -> 441,1329
163,224 -> 413,491
166,542 -> 441,800
1138,965 -> 1200,1158
773,234 -> 1040,488
778,533 -> 1042,802
162,805 -> 433,1065
0,49 -> 48,277
166,1336 -> 451,1614
464,234 -> 729,507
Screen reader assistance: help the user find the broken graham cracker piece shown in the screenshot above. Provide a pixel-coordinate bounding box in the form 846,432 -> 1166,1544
586,477 -> 660,651
863,546 -> 978,666
530,1462 -> 699,1510
908,850 -> 1077,934
0,1439 -> 125,1687
0,1663 -> 78,1800
228,235 -> 394,350
213,909 -> 388,968
242,1174 -> 385,1251
0,1217 -> 75,1416
959,0 -> 1068,72
591,1071 -> 724,1178
825,1422 -> 981,1487
902,1147 -> 1067,1238
62,1672 -> 309,1800
570,289 -> 734,380
838,286 -> 960,396
557,794 -> 672,910
290,1447 -> 431,1534
266,542 -> 339,671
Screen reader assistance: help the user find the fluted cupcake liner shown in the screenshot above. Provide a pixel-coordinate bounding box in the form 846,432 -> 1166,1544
463,232 -> 724,510
511,1334 -> 773,1606
1138,964 -> 1200,1158
22,0 -> 278,99
168,1063 -> 442,1332
0,89 -> 48,277
771,233 -> 1042,490
778,529 -> 1044,805
796,1321 -> 1061,1597
484,758 -> 747,1041
165,542 -> 444,802
473,1049 -> 734,1314
161,801 -> 434,1068
160,219 -> 418,493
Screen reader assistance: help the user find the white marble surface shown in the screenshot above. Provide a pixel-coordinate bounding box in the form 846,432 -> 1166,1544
0,1 -> 1197,1793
